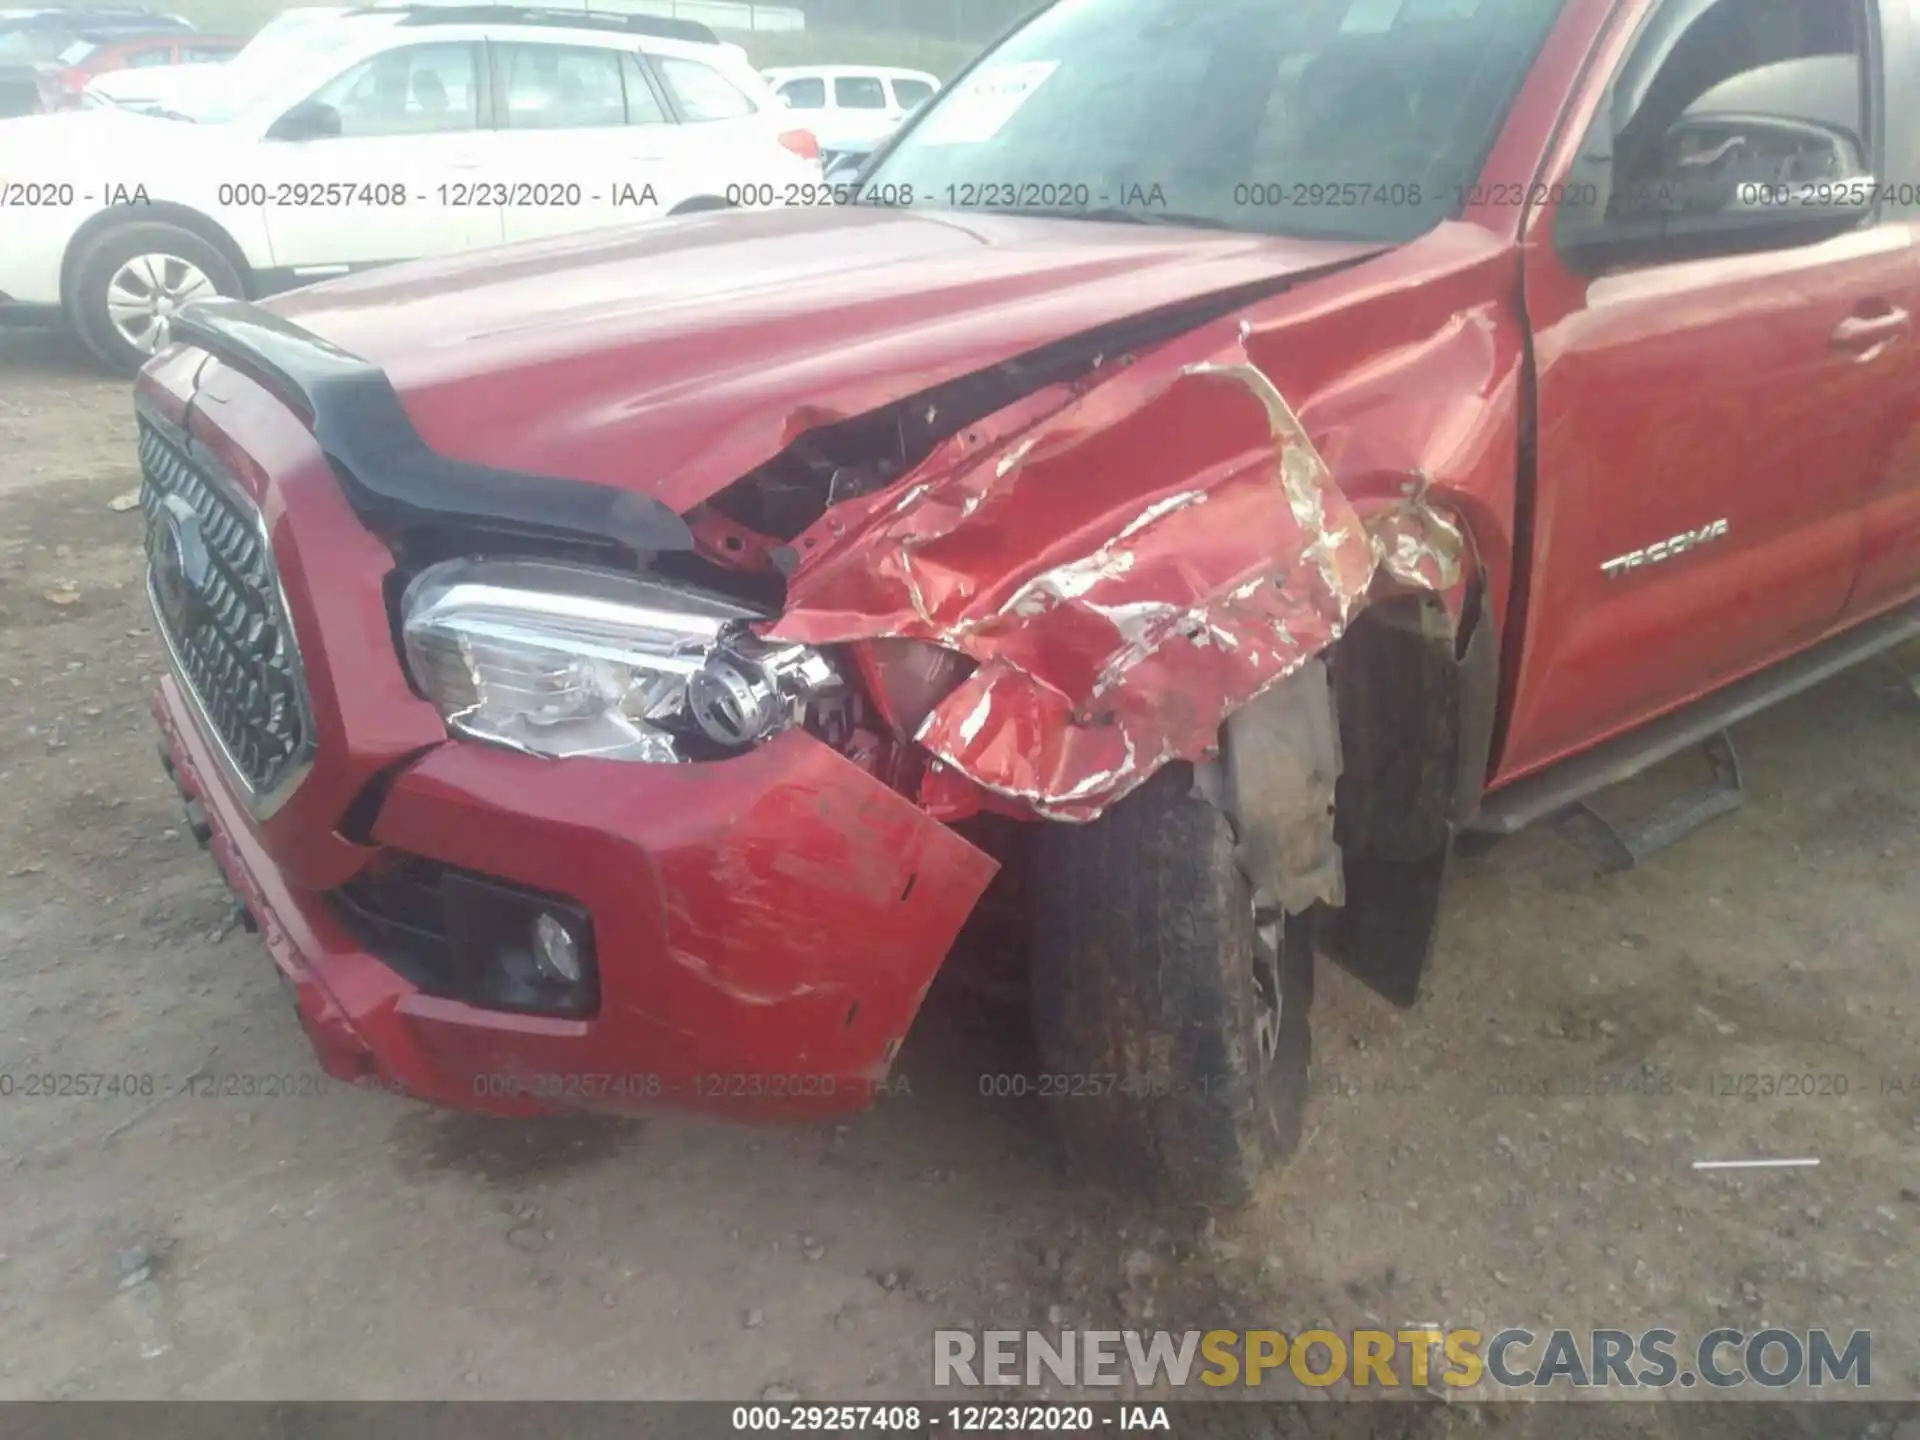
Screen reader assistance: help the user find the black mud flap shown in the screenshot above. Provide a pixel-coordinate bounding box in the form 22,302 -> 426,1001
1322,582 -> 1498,1009
1322,849 -> 1448,1008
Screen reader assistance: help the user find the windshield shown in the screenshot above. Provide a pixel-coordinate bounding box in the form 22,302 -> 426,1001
188,22 -> 358,123
862,0 -> 1568,242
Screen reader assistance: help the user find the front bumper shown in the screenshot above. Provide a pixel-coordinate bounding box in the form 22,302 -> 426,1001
142,325 -> 998,1125
155,670 -> 998,1120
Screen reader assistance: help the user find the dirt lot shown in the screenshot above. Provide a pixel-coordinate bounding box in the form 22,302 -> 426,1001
1,322 -> 1916,1418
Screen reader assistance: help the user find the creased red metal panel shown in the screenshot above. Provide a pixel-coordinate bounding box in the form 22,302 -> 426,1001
770,346 -> 1385,820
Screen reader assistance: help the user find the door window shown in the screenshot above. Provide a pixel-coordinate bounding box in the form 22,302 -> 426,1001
834,74 -> 888,109
305,43 -> 479,135
891,77 -> 934,109
184,43 -> 243,61
655,54 -> 755,120
777,75 -> 825,109
618,52 -> 670,125
125,46 -> 174,67
1557,0 -> 1872,249
501,42 -> 628,129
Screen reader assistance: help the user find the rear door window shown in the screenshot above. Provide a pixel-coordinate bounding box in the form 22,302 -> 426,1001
834,73 -> 888,109
655,53 -> 757,119
501,42 -> 627,129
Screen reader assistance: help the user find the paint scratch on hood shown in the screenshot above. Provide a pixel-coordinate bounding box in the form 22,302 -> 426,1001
768,340 -> 1438,820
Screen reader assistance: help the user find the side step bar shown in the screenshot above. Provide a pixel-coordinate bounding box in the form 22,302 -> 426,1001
1464,601 -> 1920,838
1553,728 -> 1744,870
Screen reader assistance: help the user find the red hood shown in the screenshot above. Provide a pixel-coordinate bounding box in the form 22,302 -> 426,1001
267,205 -> 1378,514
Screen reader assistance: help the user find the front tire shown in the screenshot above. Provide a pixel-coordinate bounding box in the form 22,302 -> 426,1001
1028,762 -> 1314,1209
68,223 -> 243,376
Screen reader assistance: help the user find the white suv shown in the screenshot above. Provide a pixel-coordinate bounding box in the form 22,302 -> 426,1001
0,3 -> 822,371
761,64 -> 938,163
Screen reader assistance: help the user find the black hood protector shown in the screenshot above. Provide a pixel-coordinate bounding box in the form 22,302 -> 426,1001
168,298 -> 695,567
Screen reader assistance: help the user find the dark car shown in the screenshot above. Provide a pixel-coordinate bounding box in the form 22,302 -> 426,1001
0,6 -> 191,115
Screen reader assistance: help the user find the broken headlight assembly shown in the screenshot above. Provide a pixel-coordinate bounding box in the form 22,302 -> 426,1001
400,558 -> 845,762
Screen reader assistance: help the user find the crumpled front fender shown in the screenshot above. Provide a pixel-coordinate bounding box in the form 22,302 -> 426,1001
769,331 -> 1464,821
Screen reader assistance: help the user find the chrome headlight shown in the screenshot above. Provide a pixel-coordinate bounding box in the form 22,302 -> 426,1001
400,558 -> 841,762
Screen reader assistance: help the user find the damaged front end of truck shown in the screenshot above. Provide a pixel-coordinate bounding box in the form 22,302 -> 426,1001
148,247 -> 1494,1203
691,277 -> 1485,1005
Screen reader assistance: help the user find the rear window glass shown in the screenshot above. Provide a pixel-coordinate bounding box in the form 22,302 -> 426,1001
892,77 -> 934,107
656,53 -> 755,120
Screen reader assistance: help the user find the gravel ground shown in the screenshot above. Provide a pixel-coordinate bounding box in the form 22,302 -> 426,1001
1,323 -> 1916,1422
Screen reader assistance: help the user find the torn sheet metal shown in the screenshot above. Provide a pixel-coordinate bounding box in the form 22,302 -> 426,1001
768,345 -> 1387,820
1364,476 -> 1468,593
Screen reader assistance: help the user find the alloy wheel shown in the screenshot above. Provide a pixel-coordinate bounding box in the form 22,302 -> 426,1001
106,253 -> 215,355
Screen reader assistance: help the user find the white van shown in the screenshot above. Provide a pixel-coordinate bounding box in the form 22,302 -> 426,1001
759,63 -> 937,161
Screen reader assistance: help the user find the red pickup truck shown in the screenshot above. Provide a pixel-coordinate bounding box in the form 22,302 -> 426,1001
136,0 -> 1920,1206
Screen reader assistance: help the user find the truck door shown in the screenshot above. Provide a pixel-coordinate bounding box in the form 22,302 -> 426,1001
1841,0 -> 1920,620
1497,0 -> 1907,780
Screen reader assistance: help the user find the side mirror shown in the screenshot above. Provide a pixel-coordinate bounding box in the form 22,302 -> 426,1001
1557,174 -> 1870,274
267,98 -> 340,141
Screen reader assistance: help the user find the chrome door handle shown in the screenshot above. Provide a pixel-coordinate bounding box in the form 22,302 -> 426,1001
1831,308 -> 1910,360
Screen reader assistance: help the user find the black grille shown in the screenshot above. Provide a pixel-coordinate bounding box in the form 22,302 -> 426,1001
140,419 -> 314,801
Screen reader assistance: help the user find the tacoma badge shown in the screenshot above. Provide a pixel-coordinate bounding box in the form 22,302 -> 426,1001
1601,518 -> 1730,578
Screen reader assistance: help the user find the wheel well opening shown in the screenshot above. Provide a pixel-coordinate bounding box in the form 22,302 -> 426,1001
60,204 -> 254,310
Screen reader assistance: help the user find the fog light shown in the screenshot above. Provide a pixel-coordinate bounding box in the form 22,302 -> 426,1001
532,912 -> 582,984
